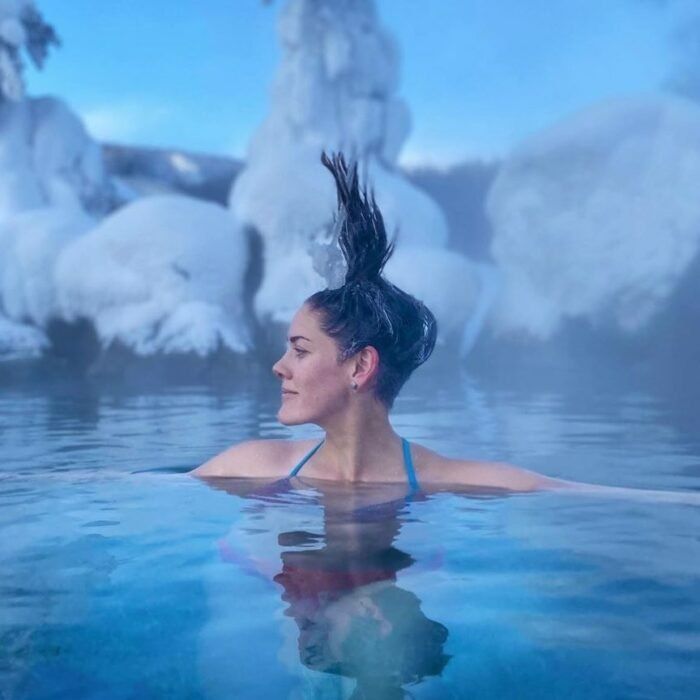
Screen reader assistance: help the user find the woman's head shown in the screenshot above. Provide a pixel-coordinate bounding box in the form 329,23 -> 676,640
273,153 -> 437,423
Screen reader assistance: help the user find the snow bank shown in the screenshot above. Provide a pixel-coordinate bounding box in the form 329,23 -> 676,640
487,95 -> 700,339
56,195 -> 252,356
0,205 -> 93,327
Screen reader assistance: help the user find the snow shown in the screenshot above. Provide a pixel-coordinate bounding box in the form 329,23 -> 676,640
384,246 -> 482,341
55,195 -> 252,357
370,162 -> 449,247
0,17 -> 26,48
102,144 -> 241,204
0,313 -> 47,359
0,97 -> 115,218
30,97 -> 114,214
0,100 -> 44,213
0,205 -> 93,327
232,142 -> 461,331
0,0 -> 487,363
0,84 -> 115,360
0,94 -> 117,359
487,95 -> 700,339
254,248 -> 325,324
270,0 -> 401,157
0,1 -> 57,102
230,0 -> 473,338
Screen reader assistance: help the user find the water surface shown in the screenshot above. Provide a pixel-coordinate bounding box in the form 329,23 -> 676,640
1,364 -> 699,699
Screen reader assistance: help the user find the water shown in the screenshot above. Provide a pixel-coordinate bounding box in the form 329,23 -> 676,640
1,364 -> 700,699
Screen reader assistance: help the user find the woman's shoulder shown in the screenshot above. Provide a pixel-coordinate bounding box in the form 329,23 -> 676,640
191,438 -> 321,479
411,442 -> 562,492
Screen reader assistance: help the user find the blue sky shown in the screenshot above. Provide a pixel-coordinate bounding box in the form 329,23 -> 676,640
27,0 -> 688,166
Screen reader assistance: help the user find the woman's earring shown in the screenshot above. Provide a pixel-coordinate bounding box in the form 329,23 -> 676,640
351,381 -> 358,391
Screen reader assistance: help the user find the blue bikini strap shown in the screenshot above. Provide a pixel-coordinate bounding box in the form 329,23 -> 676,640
402,438 -> 419,492
289,437 -> 419,491
289,440 -> 324,477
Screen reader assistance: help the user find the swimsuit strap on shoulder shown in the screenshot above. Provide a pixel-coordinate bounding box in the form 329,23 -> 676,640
402,437 -> 419,492
289,437 -> 419,490
289,440 -> 324,478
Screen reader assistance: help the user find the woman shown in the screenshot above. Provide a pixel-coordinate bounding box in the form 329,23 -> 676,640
193,152 -> 575,492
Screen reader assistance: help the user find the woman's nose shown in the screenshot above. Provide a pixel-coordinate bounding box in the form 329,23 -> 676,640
272,355 -> 289,379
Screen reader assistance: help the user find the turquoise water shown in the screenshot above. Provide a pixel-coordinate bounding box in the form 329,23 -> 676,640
1,365 -> 700,699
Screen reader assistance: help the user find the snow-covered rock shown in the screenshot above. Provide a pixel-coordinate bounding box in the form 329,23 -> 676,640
0,204 -> 93,328
56,195 -> 252,357
487,95 -> 700,339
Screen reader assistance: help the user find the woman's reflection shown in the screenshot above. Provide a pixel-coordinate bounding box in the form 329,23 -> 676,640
207,477 -> 450,698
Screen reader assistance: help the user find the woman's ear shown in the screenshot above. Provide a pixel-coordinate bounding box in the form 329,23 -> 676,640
351,346 -> 380,388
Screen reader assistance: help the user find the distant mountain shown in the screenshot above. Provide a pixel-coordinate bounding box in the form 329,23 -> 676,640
102,143 -> 244,205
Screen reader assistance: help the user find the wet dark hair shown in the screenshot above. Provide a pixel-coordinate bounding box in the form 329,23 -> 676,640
306,152 -> 437,408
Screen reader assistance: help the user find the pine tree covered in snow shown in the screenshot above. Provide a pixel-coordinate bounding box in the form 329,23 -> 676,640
0,0 -> 58,102
232,0 -> 490,348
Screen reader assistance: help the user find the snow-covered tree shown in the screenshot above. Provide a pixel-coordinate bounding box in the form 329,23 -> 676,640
231,0 -> 490,347
0,1 -> 122,360
252,0 -> 408,163
0,0 -> 58,102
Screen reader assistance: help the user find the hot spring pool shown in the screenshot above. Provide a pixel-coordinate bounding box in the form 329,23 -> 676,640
1,365 -> 699,699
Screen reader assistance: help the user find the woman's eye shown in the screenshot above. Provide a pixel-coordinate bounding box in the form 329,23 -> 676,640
293,348 -> 308,357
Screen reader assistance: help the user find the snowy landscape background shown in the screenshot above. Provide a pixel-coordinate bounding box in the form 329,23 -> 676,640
2,0 -> 700,389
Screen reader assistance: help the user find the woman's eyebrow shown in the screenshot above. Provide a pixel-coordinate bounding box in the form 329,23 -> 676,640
289,335 -> 311,344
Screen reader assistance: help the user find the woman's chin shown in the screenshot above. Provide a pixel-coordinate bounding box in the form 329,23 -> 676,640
277,408 -> 304,426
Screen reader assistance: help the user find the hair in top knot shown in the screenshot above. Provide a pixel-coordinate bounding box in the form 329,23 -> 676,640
307,151 -> 438,408
321,152 -> 395,285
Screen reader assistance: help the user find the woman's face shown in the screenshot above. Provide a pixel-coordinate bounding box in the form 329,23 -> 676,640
272,304 -> 354,426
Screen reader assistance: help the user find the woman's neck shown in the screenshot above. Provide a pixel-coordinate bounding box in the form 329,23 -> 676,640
314,402 -> 405,482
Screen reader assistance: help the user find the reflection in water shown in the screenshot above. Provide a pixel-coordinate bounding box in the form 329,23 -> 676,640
208,477 -> 450,698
